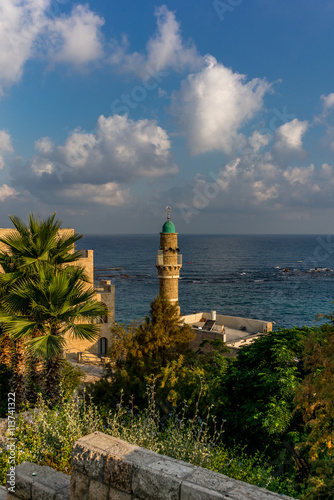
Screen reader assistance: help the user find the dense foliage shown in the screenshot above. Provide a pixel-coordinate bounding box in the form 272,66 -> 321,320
293,322 -> 334,499
93,296 -> 196,410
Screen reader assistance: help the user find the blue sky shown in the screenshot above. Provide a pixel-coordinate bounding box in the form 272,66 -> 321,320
0,0 -> 333,234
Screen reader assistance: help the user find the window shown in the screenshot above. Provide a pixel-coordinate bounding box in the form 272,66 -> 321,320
98,337 -> 108,358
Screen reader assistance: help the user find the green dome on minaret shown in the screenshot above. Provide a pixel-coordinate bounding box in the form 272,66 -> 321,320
161,206 -> 176,233
162,220 -> 176,233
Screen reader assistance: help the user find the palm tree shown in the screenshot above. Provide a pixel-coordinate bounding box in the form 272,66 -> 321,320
0,212 -> 88,406
0,266 -> 107,404
0,212 -> 83,281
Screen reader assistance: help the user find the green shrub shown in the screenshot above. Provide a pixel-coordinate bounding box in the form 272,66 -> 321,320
60,361 -> 85,397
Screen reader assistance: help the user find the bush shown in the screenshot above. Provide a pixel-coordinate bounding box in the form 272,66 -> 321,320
60,361 -> 85,397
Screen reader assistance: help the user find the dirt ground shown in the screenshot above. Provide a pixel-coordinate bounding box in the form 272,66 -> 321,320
68,360 -> 105,384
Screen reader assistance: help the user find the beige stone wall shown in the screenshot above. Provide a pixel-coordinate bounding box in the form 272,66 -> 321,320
74,249 -> 94,285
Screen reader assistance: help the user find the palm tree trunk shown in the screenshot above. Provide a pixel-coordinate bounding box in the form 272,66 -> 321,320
27,330 -> 45,404
27,358 -> 45,404
12,340 -> 26,412
44,355 -> 62,405
0,331 -> 12,368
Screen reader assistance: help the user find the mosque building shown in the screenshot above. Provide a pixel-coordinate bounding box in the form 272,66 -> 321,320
155,208 -> 272,352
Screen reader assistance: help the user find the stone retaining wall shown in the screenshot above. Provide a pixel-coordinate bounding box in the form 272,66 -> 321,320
5,432 -> 295,500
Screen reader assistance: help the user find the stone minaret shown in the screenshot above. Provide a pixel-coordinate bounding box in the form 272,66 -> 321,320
155,207 -> 182,314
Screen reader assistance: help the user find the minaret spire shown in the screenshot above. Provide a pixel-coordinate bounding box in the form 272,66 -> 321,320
155,207 -> 182,315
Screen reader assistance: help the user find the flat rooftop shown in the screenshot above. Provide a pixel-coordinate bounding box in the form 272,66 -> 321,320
181,311 -> 272,349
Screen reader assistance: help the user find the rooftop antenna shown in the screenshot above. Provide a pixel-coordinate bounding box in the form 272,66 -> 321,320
166,206 -> 171,220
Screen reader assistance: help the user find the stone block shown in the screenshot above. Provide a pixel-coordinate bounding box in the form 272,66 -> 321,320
132,456 -> 193,500
70,469 -> 89,500
72,432 -> 112,481
8,462 -> 70,500
10,462 -> 34,500
180,482 -> 225,500
55,491 -> 70,500
73,433 -> 149,492
88,479 -> 109,500
183,468 -> 245,496
225,485 -> 294,500
103,439 -> 144,493
108,488 -> 132,500
103,457 -> 131,494
31,482 -> 57,500
182,468 -> 295,500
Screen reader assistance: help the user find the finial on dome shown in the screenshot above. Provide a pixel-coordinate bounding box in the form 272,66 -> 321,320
162,206 -> 175,233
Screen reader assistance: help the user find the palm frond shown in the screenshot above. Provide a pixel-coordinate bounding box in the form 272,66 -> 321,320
8,215 -> 30,239
0,271 -> 23,285
77,300 -> 108,318
71,323 -> 100,342
0,317 -> 36,340
25,334 -> 65,360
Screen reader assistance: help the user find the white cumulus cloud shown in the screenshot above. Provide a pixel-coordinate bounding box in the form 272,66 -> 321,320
0,1 -> 106,94
272,118 -> 308,164
317,93 -> 334,152
47,5 -> 104,67
283,164 -> 315,185
321,93 -> 334,114
170,56 -> 271,155
108,5 -> 202,76
0,0 -> 49,94
0,184 -> 18,201
0,130 -> 14,169
8,114 -> 178,209
54,114 -> 179,182
34,137 -> 54,154
62,182 -> 130,206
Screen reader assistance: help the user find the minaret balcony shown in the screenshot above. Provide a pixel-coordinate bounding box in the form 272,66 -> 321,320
156,253 -> 182,266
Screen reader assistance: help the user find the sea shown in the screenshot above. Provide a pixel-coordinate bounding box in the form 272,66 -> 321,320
78,234 -> 334,329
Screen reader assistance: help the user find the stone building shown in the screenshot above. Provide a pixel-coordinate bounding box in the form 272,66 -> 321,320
0,228 -> 115,362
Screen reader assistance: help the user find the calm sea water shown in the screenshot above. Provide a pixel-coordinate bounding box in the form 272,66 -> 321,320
78,235 -> 334,329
